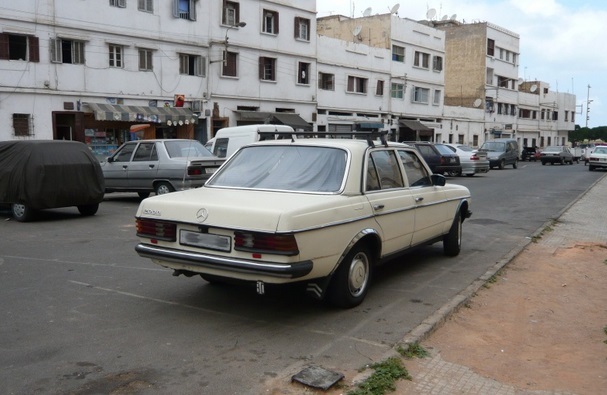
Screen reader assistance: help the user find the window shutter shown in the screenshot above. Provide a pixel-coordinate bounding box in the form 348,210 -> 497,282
258,57 -> 264,79
28,36 -> 40,62
189,0 -> 197,20
0,33 -> 8,60
50,38 -> 61,63
172,0 -> 179,17
347,76 -> 353,92
275,13 -> 279,34
294,17 -> 299,38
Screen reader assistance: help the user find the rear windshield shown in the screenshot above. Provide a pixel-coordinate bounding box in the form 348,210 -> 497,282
481,142 -> 505,151
164,141 -> 214,158
434,144 -> 454,155
207,145 -> 347,193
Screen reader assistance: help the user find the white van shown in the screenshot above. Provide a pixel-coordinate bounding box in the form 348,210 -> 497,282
206,124 -> 295,158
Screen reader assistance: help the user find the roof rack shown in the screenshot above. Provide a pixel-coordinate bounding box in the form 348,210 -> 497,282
257,130 -> 389,147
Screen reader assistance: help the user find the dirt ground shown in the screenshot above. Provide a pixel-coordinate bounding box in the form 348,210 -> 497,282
395,241 -> 607,394
266,241 -> 607,394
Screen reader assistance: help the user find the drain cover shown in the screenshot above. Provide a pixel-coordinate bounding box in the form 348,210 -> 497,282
291,365 -> 344,390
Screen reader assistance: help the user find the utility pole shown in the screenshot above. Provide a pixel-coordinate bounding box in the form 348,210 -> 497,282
585,84 -> 592,128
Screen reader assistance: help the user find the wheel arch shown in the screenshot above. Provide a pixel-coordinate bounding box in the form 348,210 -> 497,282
334,229 -> 382,274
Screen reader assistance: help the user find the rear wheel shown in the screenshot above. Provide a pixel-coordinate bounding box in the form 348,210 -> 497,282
589,165 -> 594,171
328,245 -> 372,308
77,203 -> 99,216
513,160 -> 518,169
137,192 -> 151,199
11,203 -> 35,222
443,212 -> 462,257
498,159 -> 505,170
155,182 -> 174,195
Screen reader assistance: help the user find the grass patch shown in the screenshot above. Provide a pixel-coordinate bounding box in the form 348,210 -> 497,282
396,342 -> 429,359
603,325 -> 607,344
483,274 -> 498,288
531,219 -> 558,243
348,357 -> 411,395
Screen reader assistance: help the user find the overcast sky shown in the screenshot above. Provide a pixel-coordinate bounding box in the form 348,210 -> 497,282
320,0 -> 606,128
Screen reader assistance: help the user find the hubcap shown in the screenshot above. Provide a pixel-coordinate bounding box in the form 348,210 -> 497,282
12,204 -> 25,218
348,252 -> 369,297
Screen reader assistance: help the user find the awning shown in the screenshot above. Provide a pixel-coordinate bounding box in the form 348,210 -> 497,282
84,103 -> 198,125
355,122 -> 384,130
399,120 -> 432,131
271,113 -> 311,131
236,111 -> 311,131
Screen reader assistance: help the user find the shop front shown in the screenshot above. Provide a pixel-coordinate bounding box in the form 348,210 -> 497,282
83,102 -> 199,161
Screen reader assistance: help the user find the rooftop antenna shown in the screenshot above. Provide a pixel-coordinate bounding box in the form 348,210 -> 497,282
426,8 -> 436,20
389,3 -> 400,15
363,7 -> 372,17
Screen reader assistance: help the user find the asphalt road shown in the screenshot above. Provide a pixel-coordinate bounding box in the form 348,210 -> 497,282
0,160 -> 602,395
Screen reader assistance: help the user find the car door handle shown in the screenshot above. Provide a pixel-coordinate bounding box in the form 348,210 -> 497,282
373,204 -> 385,210
148,164 -> 155,169
415,197 -> 424,202
122,165 -> 128,170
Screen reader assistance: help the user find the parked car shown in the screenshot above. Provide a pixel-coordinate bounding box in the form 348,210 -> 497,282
404,141 -> 462,176
588,145 -> 607,171
540,146 -> 576,165
521,146 -> 540,161
443,143 -> 490,176
101,139 -> 224,198
206,124 -> 295,158
478,138 -> 519,169
0,140 -> 104,222
134,134 -> 472,308
579,143 -> 597,165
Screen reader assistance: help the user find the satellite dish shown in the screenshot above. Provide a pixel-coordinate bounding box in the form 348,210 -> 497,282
426,8 -> 436,20
363,7 -> 372,17
517,78 -> 524,85
530,84 -> 538,93
390,3 -> 400,14
352,25 -> 362,36
473,98 -> 482,108
450,14 -> 457,21
441,14 -> 448,21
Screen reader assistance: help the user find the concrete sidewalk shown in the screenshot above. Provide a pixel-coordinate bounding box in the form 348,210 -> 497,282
386,172 -> 607,394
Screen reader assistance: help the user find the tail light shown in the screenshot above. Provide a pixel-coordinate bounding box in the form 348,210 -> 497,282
188,166 -> 203,176
234,231 -> 299,256
470,154 -> 479,161
136,218 -> 177,242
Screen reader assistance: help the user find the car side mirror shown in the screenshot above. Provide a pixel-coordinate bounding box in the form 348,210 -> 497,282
106,157 -> 114,163
431,174 -> 446,186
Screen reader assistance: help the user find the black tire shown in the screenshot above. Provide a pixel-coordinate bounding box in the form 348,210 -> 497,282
138,192 -> 151,199
513,160 -> 518,169
328,245 -> 373,308
443,212 -> 462,257
11,203 -> 35,222
466,173 -> 474,177
541,161 -> 546,166
155,182 -> 174,195
559,158 -> 564,165
77,203 -> 99,216
498,160 -> 505,170
589,165 -> 594,171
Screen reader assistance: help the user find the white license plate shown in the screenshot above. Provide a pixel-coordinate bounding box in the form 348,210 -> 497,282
180,230 -> 231,251
205,168 -> 217,174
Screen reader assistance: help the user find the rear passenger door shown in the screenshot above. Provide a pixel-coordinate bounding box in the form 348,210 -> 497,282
364,149 -> 416,255
127,142 -> 159,190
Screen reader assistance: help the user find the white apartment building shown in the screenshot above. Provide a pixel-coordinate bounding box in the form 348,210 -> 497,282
316,13 -> 446,141
0,1 -> 316,159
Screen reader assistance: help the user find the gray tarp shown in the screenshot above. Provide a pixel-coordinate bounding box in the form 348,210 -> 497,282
0,140 -> 104,209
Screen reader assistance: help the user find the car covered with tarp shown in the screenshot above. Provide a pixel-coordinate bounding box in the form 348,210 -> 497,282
0,140 -> 105,221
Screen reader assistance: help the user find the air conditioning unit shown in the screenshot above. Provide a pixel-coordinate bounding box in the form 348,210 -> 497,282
191,100 -> 203,112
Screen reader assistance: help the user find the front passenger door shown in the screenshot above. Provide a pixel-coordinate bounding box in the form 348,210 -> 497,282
127,142 -> 159,190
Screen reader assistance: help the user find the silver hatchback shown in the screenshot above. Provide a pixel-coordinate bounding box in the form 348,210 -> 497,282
101,139 -> 224,198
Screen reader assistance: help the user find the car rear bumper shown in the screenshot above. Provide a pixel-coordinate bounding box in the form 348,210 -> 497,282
461,163 -> 489,175
135,243 -> 313,279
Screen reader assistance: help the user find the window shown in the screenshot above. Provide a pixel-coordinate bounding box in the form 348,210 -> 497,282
398,150 -> 431,187
259,57 -> 276,81
298,62 -> 310,84
223,1 -> 240,25
347,76 -> 367,94
179,53 -> 205,76
414,51 -> 430,69
222,51 -> 238,77
376,80 -> 384,96
433,90 -> 441,105
487,38 -> 495,56
432,55 -> 443,72
138,48 -> 153,71
133,142 -> 158,161
318,72 -> 334,90
392,45 -> 405,62
367,151 -> 404,190
391,83 -> 404,99
109,44 -> 123,68
138,0 -> 153,13
13,114 -> 32,137
263,10 -> 279,34
412,87 -> 429,103
50,38 -> 85,64
110,0 -> 126,7
173,0 -> 197,20
294,17 -> 310,41
0,33 -> 39,62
